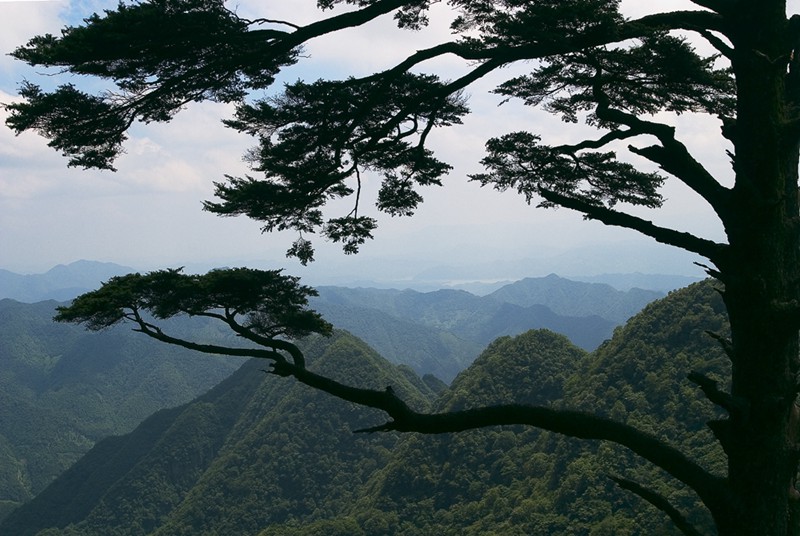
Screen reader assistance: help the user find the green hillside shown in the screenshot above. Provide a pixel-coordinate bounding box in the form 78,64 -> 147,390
268,280 -> 728,535
331,329 -> 589,536
308,299 -> 482,381
0,332 -> 437,536
1,280 -> 728,535
0,299 -> 242,519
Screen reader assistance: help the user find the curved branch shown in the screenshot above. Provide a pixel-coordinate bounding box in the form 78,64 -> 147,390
538,188 -> 727,262
245,18 -> 301,30
132,320 -> 283,362
280,0 -> 411,49
553,128 -> 642,153
166,309 -> 308,368
339,10 -> 728,88
632,10 -> 727,36
697,29 -> 734,59
268,358 -> 727,517
593,100 -> 731,220
686,0 -> 731,13
610,476 -> 705,536
705,329 -> 734,360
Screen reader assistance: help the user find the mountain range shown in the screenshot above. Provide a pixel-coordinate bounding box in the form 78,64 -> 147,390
0,299 -> 245,521
0,267 -> 663,522
0,261 -> 137,302
0,260 -> 664,382
0,260 -> 696,302
311,275 -> 661,380
0,280 -> 729,535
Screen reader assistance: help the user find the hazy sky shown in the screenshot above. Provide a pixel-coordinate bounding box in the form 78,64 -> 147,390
0,0 -> 783,284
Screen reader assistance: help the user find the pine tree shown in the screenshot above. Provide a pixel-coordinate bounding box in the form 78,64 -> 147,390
7,1 -> 800,534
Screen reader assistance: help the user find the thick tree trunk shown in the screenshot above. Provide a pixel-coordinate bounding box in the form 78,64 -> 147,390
715,2 -> 800,534
719,260 -> 800,536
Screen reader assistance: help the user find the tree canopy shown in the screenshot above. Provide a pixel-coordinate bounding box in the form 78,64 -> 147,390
7,1 -> 800,535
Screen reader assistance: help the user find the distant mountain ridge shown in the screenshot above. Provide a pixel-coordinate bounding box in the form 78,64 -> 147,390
485,273 -> 660,323
311,276 -> 661,380
0,261 -> 135,302
0,260 -> 692,303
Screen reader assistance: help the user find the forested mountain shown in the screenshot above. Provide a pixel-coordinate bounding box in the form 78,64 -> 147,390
0,299 -> 243,520
0,272 -> 658,524
1,333 -> 438,536
1,280 -> 728,535
486,274 -> 662,323
312,275 -> 659,380
327,279 -> 728,535
310,299 -> 482,382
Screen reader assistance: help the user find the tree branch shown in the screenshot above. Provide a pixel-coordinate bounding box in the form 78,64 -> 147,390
697,29 -> 734,59
627,138 -> 731,218
685,0 -> 731,13
704,329 -> 734,360
632,10 -> 727,36
274,360 -> 727,516
337,9 -> 728,87
281,0 -> 412,49
119,309 -> 727,516
537,188 -> 727,262
553,129 -> 641,153
133,321 -> 283,361
593,99 -> 731,220
609,476 -> 705,536
209,310 -> 308,368
687,370 -> 749,417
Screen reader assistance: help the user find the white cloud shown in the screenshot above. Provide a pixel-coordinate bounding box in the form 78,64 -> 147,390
0,1 -> 67,84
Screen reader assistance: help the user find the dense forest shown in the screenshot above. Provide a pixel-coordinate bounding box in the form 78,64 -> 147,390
0,273 -> 655,523
0,280 -> 728,535
0,299 -> 242,520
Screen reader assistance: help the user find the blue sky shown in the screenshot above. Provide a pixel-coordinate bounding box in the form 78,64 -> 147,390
0,0 -> 760,285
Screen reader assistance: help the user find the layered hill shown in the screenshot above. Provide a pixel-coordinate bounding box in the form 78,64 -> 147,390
1,280 -> 729,535
485,273 -> 661,323
0,261 -> 134,302
1,332 -> 437,536
0,260 -> 691,304
312,275 -> 660,380
0,272 -> 660,522
0,299 -> 243,519
0,263 -> 660,384
329,279 -> 728,535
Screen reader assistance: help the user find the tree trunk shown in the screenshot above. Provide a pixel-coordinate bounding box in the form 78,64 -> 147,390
715,2 -> 800,534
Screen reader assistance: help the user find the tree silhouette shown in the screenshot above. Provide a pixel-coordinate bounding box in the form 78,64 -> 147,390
7,1 -> 800,534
